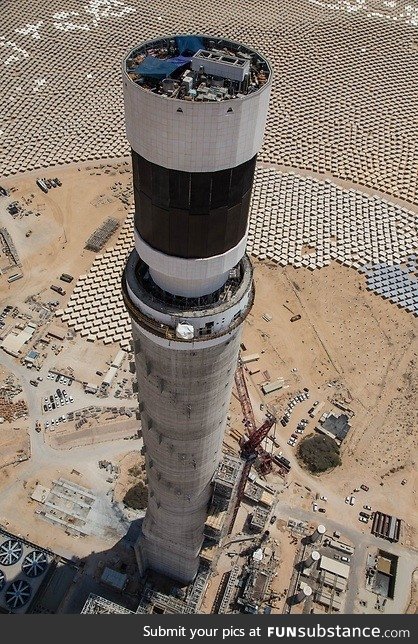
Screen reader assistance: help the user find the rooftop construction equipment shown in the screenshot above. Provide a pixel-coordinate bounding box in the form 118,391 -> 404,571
125,35 -> 270,103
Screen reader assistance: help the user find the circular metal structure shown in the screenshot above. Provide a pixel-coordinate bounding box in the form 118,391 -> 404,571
5,580 -> 32,609
0,540 -> 23,566
0,569 -> 5,591
22,550 -> 48,578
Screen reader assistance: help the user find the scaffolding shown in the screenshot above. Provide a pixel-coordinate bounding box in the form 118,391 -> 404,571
218,565 -> 241,614
137,588 -> 194,614
81,594 -> 136,614
212,455 -> 242,504
135,564 -> 210,614
186,566 -> 211,613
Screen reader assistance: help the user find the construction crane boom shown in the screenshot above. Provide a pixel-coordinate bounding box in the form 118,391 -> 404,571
240,415 -> 275,458
234,362 -> 256,434
227,414 -> 276,535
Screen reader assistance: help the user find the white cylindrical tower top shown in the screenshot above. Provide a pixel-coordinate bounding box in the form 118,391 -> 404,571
122,34 -> 272,173
310,524 -> 326,543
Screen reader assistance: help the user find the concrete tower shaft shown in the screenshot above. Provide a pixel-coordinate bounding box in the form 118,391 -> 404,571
122,34 -> 271,583
131,323 -> 242,579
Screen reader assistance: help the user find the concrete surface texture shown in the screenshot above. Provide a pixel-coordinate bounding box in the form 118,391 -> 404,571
133,324 -> 242,582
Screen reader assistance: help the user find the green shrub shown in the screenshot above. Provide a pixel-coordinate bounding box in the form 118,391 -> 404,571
123,481 -> 148,509
297,434 -> 341,473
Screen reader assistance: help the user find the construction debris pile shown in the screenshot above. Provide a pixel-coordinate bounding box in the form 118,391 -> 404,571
0,227 -> 21,268
0,374 -> 27,422
72,405 -> 135,429
85,217 -> 120,252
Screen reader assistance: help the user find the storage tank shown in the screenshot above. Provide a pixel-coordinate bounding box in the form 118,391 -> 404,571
309,524 -> 326,543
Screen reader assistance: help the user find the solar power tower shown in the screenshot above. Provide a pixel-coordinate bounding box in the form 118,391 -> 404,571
122,35 -> 271,583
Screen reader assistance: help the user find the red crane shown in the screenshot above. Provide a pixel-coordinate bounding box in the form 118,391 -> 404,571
239,415 -> 276,460
234,363 -> 257,435
227,414 -> 276,534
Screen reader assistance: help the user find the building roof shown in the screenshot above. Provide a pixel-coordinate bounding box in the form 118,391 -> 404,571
259,490 -> 274,507
315,589 -> 342,610
321,571 -> 347,591
319,555 -> 350,579
31,484 -> 50,503
100,567 -> 127,591
25,349 -> 39,362
1,324 -> 37,356
102,366 -> 117,386
111,349 -> 126,368
322,413 -> 351,441
47,324 -> 67,341
376,557 -> 392,576
205,504 -> 227,533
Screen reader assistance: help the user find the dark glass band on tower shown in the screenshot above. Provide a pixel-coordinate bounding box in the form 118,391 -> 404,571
132,151 -> 256,259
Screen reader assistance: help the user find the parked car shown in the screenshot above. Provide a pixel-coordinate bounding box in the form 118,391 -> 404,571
359,516 -> 368,523
318,508 -> 326,513
363,504 -> 372,511
360,484 -> 369,492
341,556 -> 350,563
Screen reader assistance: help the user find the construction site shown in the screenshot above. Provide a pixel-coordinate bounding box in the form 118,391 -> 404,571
0,0 -> 417,616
